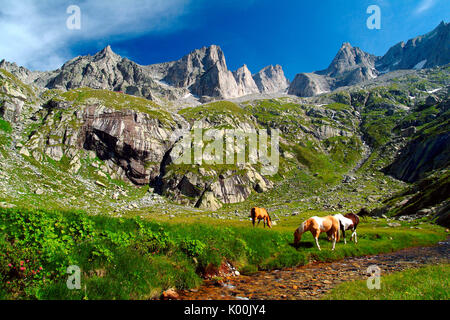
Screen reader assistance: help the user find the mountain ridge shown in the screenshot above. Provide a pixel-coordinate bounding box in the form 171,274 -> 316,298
0,22 -> 448,105
289,22 -> 450,97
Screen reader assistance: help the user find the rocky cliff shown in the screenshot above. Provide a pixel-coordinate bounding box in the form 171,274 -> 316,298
233,65 -> 260,96
253,65 -> 290,94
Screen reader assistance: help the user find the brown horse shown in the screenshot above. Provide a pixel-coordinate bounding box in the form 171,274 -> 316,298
294,216 -> 340,250
344,213 -> 360,244
250,207 -> 272,228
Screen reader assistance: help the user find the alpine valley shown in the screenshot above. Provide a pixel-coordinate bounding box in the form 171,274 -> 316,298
0,20 -> 449,300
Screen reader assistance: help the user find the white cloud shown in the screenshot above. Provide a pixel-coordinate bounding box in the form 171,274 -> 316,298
0,0 -> 190,71
415,0 -> 436,14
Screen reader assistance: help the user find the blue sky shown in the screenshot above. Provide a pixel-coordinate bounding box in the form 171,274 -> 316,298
0,0 -> 449,79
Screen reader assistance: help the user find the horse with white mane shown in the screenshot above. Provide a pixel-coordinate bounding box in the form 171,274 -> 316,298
294,216 -> 340,251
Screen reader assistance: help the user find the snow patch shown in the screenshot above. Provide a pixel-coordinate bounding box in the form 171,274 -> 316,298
413,60 -> 427,70
427,88 -> 442,94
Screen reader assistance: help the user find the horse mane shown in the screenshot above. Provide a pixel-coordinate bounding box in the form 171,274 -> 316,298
345,213 -> 360,228
300,218 -> 312,233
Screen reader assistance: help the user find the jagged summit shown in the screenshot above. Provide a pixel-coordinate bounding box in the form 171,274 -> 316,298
233,64 -> 260,96
323,42 -> 378,78
289,21 -> 449,97
289,42 -> 377,97
92,45 -> 121,63
253,65 -> 289,94
1,22 -> 447,102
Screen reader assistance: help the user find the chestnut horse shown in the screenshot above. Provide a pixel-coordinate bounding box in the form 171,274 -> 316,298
294,216 -> 340,251
333,213 -> 360,244
250,207 -> 272,228
344,213 -> 359,244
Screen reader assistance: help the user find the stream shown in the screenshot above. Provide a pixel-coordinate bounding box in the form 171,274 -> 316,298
179,239 -> 450,300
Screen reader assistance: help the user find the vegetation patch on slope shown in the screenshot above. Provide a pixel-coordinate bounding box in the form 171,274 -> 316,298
57,88 -> 174,125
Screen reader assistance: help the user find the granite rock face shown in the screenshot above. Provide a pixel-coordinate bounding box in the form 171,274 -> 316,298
253,65 -> 289,94
158,46 -> 288,99
25,99 -> 181,185
288,73 -> 331,97
322,43 -> 378,81
233,65 -> 260,96
384,132 -> 450,183
160,45 -> 242,100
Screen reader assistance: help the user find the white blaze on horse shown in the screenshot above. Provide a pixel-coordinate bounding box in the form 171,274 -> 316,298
294,216 -> 340,251
334,213 -> 360,244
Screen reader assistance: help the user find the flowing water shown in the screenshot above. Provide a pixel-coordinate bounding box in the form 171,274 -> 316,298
179,240 -> 450,300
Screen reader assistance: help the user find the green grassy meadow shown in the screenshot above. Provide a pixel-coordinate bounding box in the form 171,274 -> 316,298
0,207 -> 446,300
323,264 -> 449,300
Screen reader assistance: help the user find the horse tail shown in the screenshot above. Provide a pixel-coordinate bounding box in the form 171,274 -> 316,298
332,217 -> 340,242
335,220 -> 340,242
338,219 -> 344,232
266,210 -> 272,227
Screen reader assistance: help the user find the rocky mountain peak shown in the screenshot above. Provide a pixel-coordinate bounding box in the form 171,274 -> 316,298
233,64 -> 259,96
93,45 -> 121,63
162,45 -> 228,89
253,64 -> 289,94
288,42 -> 378,97
325,42 -> 377,78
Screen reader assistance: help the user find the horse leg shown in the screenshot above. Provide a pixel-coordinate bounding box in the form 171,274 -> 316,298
332,230 -> 337,251
312,230 -> 321,251
352,230 -> 358,244
257,219 -> 261,227
343,229 -> 346,245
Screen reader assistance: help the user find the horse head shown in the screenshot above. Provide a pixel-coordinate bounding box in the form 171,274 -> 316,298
293,222 -> 305,246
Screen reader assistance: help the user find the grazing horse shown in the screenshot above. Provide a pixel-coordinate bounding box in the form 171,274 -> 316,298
294,216 -> 340,251
250,207 -> 272,228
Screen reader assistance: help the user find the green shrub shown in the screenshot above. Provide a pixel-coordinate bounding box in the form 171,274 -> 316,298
0,119 -> 12,133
